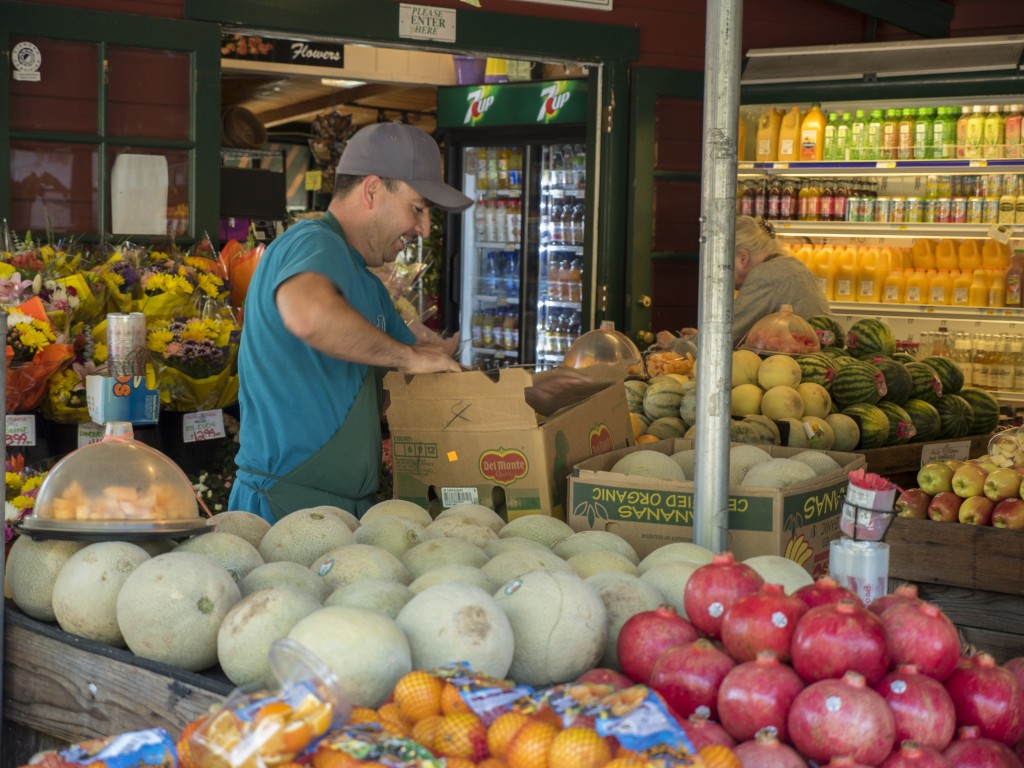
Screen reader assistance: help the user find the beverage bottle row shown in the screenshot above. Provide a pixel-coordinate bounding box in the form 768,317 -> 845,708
751,103 -> 1024,162
543,253 -> 583,302
473,198 -> 522,244
947,331 -> 1024,392
537,309 -> 582,357
470,307 -> 519,353
478,249 -> 520,299
542,143 -> 587,195
540,188 -> 586,245
471,146 -> 524,193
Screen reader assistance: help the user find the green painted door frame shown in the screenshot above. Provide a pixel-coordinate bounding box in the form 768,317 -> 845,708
184,0 -> 638,329
0,1 -> 221,242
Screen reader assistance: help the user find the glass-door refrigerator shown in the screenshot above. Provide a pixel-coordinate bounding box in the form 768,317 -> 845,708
436,80 -> 589,370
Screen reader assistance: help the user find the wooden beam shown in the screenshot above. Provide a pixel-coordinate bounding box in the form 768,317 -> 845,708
255,82 -> 394,125
827,0 -> 953,38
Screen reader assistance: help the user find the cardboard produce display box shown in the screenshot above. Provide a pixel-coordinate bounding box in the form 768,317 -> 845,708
568,439 -> 866,577
384,368 -> 632,521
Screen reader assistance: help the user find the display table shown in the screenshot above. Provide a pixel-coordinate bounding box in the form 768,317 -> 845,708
858,433 -> 991,491
2,604 -> 232,768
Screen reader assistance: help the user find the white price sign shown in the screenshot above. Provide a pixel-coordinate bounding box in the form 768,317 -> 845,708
183,410 -> 226,443
77,421 -> 105,448
920,440 -> 971,467
6,415 -> 36,447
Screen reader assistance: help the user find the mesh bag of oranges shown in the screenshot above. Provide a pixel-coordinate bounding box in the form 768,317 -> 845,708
26,728 -> 177,768
645,349 -> 695,378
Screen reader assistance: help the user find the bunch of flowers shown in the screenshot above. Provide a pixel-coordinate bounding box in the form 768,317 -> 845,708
3,297 -> 75,413
44,327 -> 109,423
190,413 -> 240,514
147,313 -> 240,411
5,455 -> 47,542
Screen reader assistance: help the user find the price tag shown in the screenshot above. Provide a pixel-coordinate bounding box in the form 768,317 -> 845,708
6,415 -> 36,447
183,410 -> 226,443
305,170 -> 323,191
920,440 -> 971,467
874,162 -> 896,169
77,421 -> 105,449
969,160 -> 988,168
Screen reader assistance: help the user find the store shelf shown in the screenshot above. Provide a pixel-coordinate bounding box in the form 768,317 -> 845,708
471,346 -> 519,359
738,159 -> 1024,178
541,298 -> 582,310
540,243 -> 585,253
474,293 -> 520,305
774,221 -> 1021,240
476,241 -> 520,250
829,301 -> 1024,321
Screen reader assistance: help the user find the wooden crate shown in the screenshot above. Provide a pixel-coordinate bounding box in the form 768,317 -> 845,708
858,434 -> 991,490
2,606 -> 232,768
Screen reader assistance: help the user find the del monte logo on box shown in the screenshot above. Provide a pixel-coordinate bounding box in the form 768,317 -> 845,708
589,423 -> 613,455
463,86 -> 496,126
479,448 -> 528,485
537,81 -> 572,124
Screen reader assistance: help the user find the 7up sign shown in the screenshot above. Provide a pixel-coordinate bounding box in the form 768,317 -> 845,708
537,82 -> 572,124
436,80 -> 586,129
463,86 -> 496,126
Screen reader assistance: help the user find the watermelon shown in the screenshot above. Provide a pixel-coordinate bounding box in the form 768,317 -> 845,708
796,353 -> 837,389
920,355 -> 965,396
893,352 -> 917,365
934,394 -> 974,439
830,359 -> 886,409
902,398 -> 942,442
841,403 -> 891,449
845,318 -> 896,359
957,386 -> 1001,435
872,357 -> 913,405
875,401 -> 918,446
905,361 -> 943,403
806,315 -> 846,349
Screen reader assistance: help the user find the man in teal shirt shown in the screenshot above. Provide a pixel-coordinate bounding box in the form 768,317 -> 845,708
230,121 -> 470,522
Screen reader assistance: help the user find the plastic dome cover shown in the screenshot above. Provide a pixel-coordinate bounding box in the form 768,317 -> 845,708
31,422 -> 199,522
561,324 -> 644,378
737,304 -> 820,356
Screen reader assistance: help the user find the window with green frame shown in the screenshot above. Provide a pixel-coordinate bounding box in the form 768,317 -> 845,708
0,2 -> 220,243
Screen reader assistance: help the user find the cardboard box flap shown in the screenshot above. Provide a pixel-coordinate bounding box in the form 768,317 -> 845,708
384,368 -> 539,432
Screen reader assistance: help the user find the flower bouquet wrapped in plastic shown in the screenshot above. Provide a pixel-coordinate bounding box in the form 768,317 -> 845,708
5,453 -> 47,542
97,242 -> 146,315
218,226 -> 265,320
4,296 -> 74,413
43,324 -> 109,424
133,242 -> 228,323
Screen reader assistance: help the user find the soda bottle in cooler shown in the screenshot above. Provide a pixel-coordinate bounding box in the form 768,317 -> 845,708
504,250 -> 520,299
481,308 -> 494,348
474,199 -> 487,242
506,198 -> 519,244
482,251 -> 499,296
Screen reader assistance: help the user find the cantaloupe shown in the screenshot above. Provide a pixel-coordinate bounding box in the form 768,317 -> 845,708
494,570 -> 607,686
7,537 -> 86,622
610,450 -> 686,482
360,499 -> 433,527
323,578 -> 415,618
258,507 -> 356,566
175,532 -> 264,583
401,538 -> 489,581
670,449 -> 698,479
567,551 -> 638,579
826,413 -> 861,452
212,510 -> 272,549
117,552 -> 241,671
135,539 -> 178,557
311,543 -> 409,591
585,572 -> 664,669
743,555 -> 814,594
743,457 -> 817,488
731,383 -> 765,417
636,542 -> 715,573
396,583 -> 515,678
425,516 -> 499,548
760,385 -> 805,421
781,418 -> 811,449
433,503 -> 506,533
217,586 -> 323,686
483,537 -> 550,558
758,354 -> 802,389
408,564 -> 498,594
801,416 -> 836,451
553,530 -> 640,565
639,561 -> 701,617
497,516 -> 574,549
728,444 -> 773,485
732,349 -> 763,387
796,382 -> 832,419
287,606 -> 412,707
309,505 -> 360,532
353,517 -> 434,558
788,450 -> 843,477
481,548 -> 573,587
51,541 -> 150,646
240,560 -> 329,601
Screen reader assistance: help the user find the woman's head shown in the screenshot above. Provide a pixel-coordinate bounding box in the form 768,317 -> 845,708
734,215 -> 785,289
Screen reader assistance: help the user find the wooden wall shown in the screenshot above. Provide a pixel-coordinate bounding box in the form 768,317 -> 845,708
26,0 -> 184,17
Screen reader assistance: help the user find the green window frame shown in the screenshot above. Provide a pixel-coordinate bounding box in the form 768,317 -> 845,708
0,1 -> 221,243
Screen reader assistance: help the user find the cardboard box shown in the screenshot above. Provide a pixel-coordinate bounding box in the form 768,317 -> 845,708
568,439 -> 866,578
86,374 -> 160,426
384,368 -> 631,521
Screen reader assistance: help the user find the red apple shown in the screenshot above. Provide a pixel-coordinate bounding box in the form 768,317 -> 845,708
895,488 -> 932,519
575,667 -> 634,689
992,497 -> 1024,530
951,463 -> 989,498
983,467 -> 1023,502
958,495 -> 995,525
917,462 -> 955,495
928,491 -> 962,522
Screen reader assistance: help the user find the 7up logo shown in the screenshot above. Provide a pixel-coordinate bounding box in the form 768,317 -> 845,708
538,82 -> 571,123
464,87 -> 495,125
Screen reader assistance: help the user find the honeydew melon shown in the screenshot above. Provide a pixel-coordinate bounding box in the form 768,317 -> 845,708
311,543 -> 410,591
323,578 -> 415,618
826,413 -> 861,452
731,383 -> 764,417
757,354 -> 803,389
760,385 -> 805,421
7,537 -> 86,622
742,457 -> 817,488
408,564 -> 498,594
258,507 -> 356,566
240,560 -> 329,601
567,551 -> 639,578
175,532 -> 264,583
553,530 -> 640,565
360,499 -> 433,527
433,503 -> 506,533
353,516 -> 434,558
425,516 -> 499,548
796,382 -> 832,420
212,510 -> 272,549
401,537 -> 489,581
585,572 -> 664,670
732,349 -> 763,387
497,515 -> 574,549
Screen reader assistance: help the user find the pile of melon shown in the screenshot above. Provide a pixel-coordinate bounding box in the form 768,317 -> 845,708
5,502 -> 813,709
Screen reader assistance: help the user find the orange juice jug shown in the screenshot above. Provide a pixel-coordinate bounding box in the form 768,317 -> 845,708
777,106 -> 803,162
833,246 -> 857,302
935,239 -> 959,270
959,240 -> 983,271
738,110 -> 749,160
968,268 -> 989,306
812,244 -> 835,300
883,268 -> 907,304
794,243 -> 814,264
800,104 -> 826,161
905,269 -> 929,305
755,108 -> 783,161
952,269 -> 973,306
929,269 -> 953,306
982,238 -> 1011,268
911,239 -> 937,270
989,268 -> 1007,307
857,246 -> 883,302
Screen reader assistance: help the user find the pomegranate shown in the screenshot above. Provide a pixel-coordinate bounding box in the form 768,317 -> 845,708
574,667 -> 634,689
793,575 -> 862,610
679,713 -> 737,750
880,601 -> 961,682
874,664 -> 956,752
1015,739 -> 1024,765
821,759 -> 875,768
787,670 -> 895,765
943,726 -> 1023,768
616,604 -> 699,685
682,552 -> 765,639
733,728 -> 808,767
790,600 -> 891,685
648,638 -> 736,721
944,654 -> 1024,746
868,583 -> 922,617
881,741 -> 951,768
1005,657 -> 1024,691
721,583 -> 808,663
717,651 -> 805,742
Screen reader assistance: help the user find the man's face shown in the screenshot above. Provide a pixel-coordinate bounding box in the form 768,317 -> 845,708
366,180 -> 432,267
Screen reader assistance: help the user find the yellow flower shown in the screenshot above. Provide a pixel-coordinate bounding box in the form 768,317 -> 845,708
6,473 -> 23,494
197,273 -> 224,298
12,495 -> 35,510
21,327 -> 53,352
94,341 -> 108,362
180,322 -> 209,343
23,476 -> 43,492
147,329 -> 174,354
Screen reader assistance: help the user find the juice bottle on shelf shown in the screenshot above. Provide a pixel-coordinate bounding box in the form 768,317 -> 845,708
929,269 -> 953,306
880,244 -> 899,270
881,108 -> 901,160
897,108 -> 916,160
850,109 -> 867,160
780,180 -> 797,220
930,107 -> 948,159
1018,186 -> 1024,224
819,178 -> 835,221
959,239 -> 983,271
737,111 -> 748,161
857,245 -> 885,302
965,105 -> 986,159
800,104 -> 826,161
866,109 -> 885,160
1004,250 -> 1024,307
766,177 -> 782,219
952,269 -> 973,306
983,105 -> 1006,159
823,112 -> 839,160
914,107 -> 935,160
982,238 -> 1011,269
1005,104 -> 1023,159
989,268 -> 1008,308
935,239 -> 959,270
777,106 -> 803,162
833,245 -> 856,302
882,268 -> 907,304
905,269 -> 929,305
755,107 -> 784,161
968,268 -> 990,306
973,335 -> 991,389
955,106 -> 970,158
837,112 -> 852,161
1000,179 -> 1018,224
812,244 -> 836,300
911,238 -> 937,270
793,243 -> 814,264
832,178 -> 848,222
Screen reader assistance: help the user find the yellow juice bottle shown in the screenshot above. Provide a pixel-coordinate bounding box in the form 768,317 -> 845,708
800,103 -> 826,161
989,267 -> 1007,307
911,239 -> 937,270
968,268 -> 990,306
794,243 -> 814,264
857,246 -> 883,302
935,239 -> 959,270
777,106 -> 804,162
833,246 -> 857,302
959,240 -> 983,271
883,268 -> 907,304
982,238 -> 1011,268
755,107 -> 784,161
812,244 -> 836,300
880,245 -> 900,270
905,269 -> 929,305
952,269 -> 973,306
738,110 -> 749,160
929,269 -> 953,306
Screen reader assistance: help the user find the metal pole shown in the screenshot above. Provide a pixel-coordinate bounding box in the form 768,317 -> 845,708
693,0 -> 743,553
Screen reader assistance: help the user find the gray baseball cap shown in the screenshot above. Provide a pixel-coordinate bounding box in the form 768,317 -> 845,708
336,121 -> 473,212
